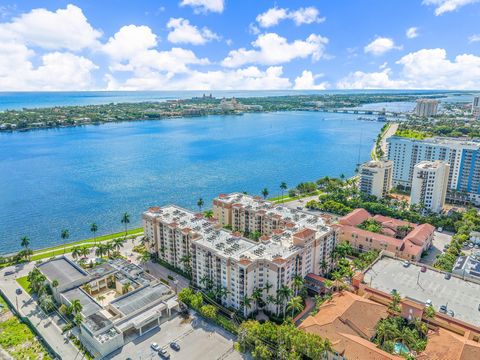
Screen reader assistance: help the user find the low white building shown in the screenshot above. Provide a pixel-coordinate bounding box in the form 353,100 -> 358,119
452,255 -> 480,281
410,160 -> 449,213
358,160 -> 393,198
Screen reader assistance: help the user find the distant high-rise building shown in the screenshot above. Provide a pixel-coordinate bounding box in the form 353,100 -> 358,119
415,99 -> 439,117
472,95 -> 480,119
358,160 -> 393,198
387,136 -> 480,205
410,161 -> 450,213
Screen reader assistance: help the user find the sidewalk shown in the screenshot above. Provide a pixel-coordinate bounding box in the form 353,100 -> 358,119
0,264 -> 80,360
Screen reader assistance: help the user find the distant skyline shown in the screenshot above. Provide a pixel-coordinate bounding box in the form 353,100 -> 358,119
1,0 -> 480,91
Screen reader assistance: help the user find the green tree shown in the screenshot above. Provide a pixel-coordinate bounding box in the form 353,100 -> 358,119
90,223 -> 98,247
261,188 -> 269,199
200,304 -> 218,319
204,209 -> 214,218
277,285 -> 292,318
292,274 -> 304,296
61,229 -> 70,254
71,246 -> 81,260
197,198 -> 204,212
20,236 -> 30,260
121,212 -> 130,237
280,182 -> 287,201
241,296 -> 253,317
69,299 -> 83,315
287,296 -> 304,317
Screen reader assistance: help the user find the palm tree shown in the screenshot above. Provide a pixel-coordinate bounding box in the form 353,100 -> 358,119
83,283 -> 92,294
320,260 -> 329,274
121,213 -> 130,238
331,271 -> 345,292
122,282 -> 131,294
90,223 -> 98,247
179,254 -> 192,275
71,246 -> 81,260
277,285 -> 292,318
74,313 -> 83,330
280,182 -> 287,201
263,281 -> 273,295
51,279 -> 59,289
105,242 -> 114,258
197,198 -> 204,212
240,296 -> 252,317
111,237 -> 125,253
97,295 -> 106,304
137,251 -> 151,264
424,304 -> 435,328
20,236 -> 30,260
95,243 -> 107,258
203,210 -> 214,219
69,299 -> 83,315
410,317 -> 428,337
287,296 -> 304,317
39,295 -> 55,313
261,188 -> 269,199
251,288 -> 263,311
80,247 -> 90,258
292,274 -> 304,296
61,229 -> 69,254
388,290 -> 401,313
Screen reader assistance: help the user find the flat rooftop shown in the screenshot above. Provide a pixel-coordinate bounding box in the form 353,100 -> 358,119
364,257 -> 480,327
37,257 -> 88,288
62,287 -> 102,317
110,283 -> 171,315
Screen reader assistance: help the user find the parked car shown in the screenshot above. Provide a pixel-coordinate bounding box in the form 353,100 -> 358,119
159,348 -> 170,359
448,310 -> 455,317
151,343 -> 161,352
437,227 -> 443,232
439,305 -> 447,313
170,342 -> 180,351
4,270 -> 14,276
15,288 -> 22,295
421,266 -> 427,273
425,299 -> 432,307
296,206 -> 303,210
402,261 -> 410,268
444,272 -> 451,280
469,243 -> 475,248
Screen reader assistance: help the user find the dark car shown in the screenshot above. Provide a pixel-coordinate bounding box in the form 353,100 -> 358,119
15,288 -> 22,295
170,342 -> 180,351
4,270 -> 14,276
439,305 -> 447,313
421,266 -> 427,273
158,349 -> 170,359
444,272 -> 451,280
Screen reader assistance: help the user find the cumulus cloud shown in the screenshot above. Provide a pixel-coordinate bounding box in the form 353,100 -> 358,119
106,66 -> 291,90
0,4 -> 101,51
406,27 -> 419,39
256,6 -> 325,28
180,0 -> 224,14
222,33 -> 328,68
167,18 -> 219,45
293,70 -> 328,89
423,0 -> 479,15
468,34 -> 480,43
103,25 -> 158,60
337,48 -> 480,89
364,37 -> 402,56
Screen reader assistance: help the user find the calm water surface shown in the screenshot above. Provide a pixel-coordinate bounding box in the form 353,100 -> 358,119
0,111 -> 382,253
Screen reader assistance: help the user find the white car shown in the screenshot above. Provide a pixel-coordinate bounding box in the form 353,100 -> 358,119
425,299 -> 432,307
151,343 -> 161,352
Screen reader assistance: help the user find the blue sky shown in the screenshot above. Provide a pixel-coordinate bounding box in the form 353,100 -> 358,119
1,0 -> 480,90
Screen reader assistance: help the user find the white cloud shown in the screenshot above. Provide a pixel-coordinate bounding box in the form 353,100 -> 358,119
469,34 -> 480,43
103,25 -> 158,60
106,66 -> 291,90
406,27 -> 419,39
293,70 -> 328,89
0,4 -> 101,51
222,33 -> 328,68
256,6 -> 324,28
423,0 -> 479,15
337,48 -> 480,89
364,37 -> 401,56
180,0 -> 224,14
0,44 -> 97,90
166,17 -> 219,45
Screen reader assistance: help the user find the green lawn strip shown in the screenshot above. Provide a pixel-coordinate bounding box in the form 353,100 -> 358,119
269,191 -> 322,204
31,227 -> 143,256
15,276 -> 31,294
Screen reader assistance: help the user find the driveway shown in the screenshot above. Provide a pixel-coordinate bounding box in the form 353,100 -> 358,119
107,313 -> 245,360
420,231 -> 453,265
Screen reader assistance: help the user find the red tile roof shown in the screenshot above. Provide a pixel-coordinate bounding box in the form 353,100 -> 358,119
339,208 -> 371,226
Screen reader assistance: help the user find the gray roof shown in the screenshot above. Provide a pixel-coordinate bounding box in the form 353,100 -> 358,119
37,257 -> 88,288
110,284 -> 171,315
62,287 -> 102,317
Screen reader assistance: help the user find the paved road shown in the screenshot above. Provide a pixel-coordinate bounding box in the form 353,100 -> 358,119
0,263 -> 80,360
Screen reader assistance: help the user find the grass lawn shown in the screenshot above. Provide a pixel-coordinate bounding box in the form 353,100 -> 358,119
269,191 -> 322,204
16,276 -> 31,294
0,317 -> 51,360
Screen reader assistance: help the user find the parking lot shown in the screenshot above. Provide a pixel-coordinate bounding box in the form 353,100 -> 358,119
364,257 -> 480,327
420,231 -> 453,265
107,313 -> 244,360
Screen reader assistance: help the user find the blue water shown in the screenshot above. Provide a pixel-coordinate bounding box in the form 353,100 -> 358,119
0,111 -> 382,253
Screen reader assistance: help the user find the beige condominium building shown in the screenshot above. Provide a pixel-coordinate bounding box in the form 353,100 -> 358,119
143,193 -> 336,316
414,98 -> 439,117
410,160 -> 450,213
358,160 -> 393,198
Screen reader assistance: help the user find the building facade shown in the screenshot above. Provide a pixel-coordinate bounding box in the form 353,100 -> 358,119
473,96 -> 480,119
414,99 -> 439,117
143,193 -> 336,316
358,160 -> 393,198
410,161 -> 450,213
387,136 -> 480,204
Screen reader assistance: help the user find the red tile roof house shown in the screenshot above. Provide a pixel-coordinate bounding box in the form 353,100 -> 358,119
337,209 -> 435,261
